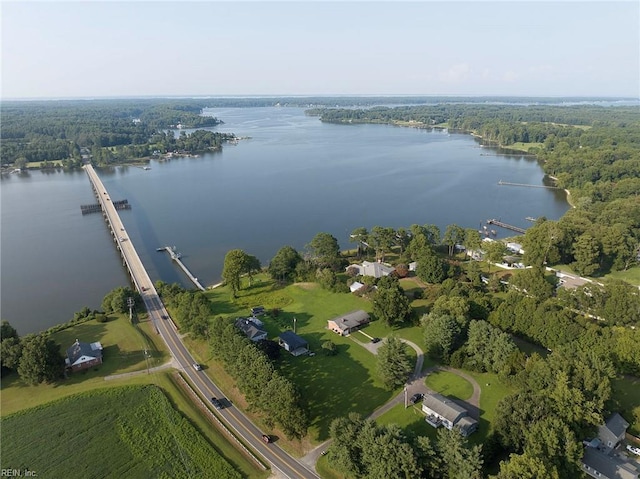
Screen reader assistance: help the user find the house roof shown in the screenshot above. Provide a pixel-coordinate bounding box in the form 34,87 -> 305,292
422,393 -> 468,424
582,447 -> 640,479
66,339 -> 102,366
349,281 -> 365,292
328,310 -> 370,331
456,416 -> 479,433
604,413 -> 630,438
362,261 -> 395,278
279,331 -> 308,350
235,318 -> 267,341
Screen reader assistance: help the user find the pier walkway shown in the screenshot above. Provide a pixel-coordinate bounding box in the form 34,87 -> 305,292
498,180 -> 561,189
487,218 -> 526,234
158,246 -> 206,291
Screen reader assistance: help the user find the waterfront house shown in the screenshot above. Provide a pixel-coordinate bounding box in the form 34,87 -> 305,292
346,261 -> 395,278
65,339 -> 103,372
327,310 -> 371,336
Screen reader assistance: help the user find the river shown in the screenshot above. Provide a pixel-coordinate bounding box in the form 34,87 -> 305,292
1,106 -> 569,334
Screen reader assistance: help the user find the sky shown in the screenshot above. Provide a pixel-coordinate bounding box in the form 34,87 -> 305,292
1,1 -> 639,99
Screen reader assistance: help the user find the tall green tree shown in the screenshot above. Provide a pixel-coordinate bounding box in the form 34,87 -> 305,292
377,336 -> 413,390
268,245 -> 302,282
222,249 -> 249,298
17,334 -> 64,385
350,227 -> 369,258
443,224 -> 465,256
308,232 -> 341,270
372,276 -> 411,326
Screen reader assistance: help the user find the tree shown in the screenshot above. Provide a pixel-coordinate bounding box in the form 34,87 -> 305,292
377,336 -> 413,390
308,232 -> 341,270
463,228 -> 482,257
1,337 -> 23,371
522,220 -> 562,267
422,313 -> 463,362
268,245 -> 302,282
256,339 -> 281,360
369,226 -> 396,262
350,227 -> 369,258
245,254 -> 261,287
222,249 -> 249,298
322,340 -> 338,356
443,224 -> 465,256
572,233 -> 601,276
1,320 -> 19,340
485,240 -> 507,272
435,428 -> 483,479
17,334 -> 65,385
494,453 -> 560,479
416,248 -> 446,283
510,267 -> 555,300
372,276 -> 411,326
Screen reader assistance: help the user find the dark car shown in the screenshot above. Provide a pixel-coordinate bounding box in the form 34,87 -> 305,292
262,434 -> 271,443
371,337 -> 381,343
410,393 -> 424,404
210,397 -> 223,410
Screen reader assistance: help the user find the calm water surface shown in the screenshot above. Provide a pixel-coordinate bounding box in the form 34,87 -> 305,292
1,107 -> 569,334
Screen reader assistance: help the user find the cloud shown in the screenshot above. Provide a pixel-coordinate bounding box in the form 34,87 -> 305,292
502,70 -> 520,82
438,63 -> 471,83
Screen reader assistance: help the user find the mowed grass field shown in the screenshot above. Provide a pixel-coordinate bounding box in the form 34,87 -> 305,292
202,276 -> 426,444
1,385 -> 242,479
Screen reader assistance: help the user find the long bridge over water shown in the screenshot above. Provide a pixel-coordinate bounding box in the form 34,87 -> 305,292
83,164 -> 316,479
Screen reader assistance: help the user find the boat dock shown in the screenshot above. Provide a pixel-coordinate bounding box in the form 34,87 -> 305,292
498,180 -> 561,190
487,219 -> 526,234
158,246 -> 205,291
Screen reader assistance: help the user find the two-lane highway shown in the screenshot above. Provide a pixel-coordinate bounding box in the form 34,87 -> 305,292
84,165 -> 319,478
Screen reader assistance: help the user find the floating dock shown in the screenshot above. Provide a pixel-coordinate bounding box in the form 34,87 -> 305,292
158,246 -> 205,291
487,219 -> 526,234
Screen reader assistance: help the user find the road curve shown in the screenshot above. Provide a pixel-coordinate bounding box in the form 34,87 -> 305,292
84,165 -> 318,479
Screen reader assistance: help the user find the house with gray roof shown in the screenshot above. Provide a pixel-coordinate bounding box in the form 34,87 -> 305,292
599,413 -> 630,451
278,331 -> 308,356
581,413 -> 639,479
421,393 -> 478,437
235,317 -> 268,342
582,445 -> 639,479
347,261 -> 395,278
65,339 -> 103,372
327,310 -> 371,336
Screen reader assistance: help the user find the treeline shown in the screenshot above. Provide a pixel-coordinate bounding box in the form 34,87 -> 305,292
155,282 -> 211,338
0,99 -> 223,165
209,316 -> 309,439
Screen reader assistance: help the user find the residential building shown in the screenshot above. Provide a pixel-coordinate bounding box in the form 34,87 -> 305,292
65,339 -> 103,372
582,413 -> 639,479
278,331 -> 308,356
327,310 -> 370,336
346,261 -> 395,278
421,393 -> 478,437
235,317 -> 268,342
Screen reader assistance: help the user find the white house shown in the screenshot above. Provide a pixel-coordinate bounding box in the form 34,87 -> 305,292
347,261 -> 395,278
421,393 -> 478,437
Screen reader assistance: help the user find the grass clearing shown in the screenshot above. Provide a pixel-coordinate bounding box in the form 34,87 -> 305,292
509,142 -> 544,152
425,370 -> 474,401
1,385 -> 242,479
603,267 -> 640,287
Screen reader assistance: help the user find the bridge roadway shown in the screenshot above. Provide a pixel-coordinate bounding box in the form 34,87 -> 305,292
84,165 -> 319,479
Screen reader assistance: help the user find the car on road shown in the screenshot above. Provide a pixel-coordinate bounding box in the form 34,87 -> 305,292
410,393 -> 424,404
192,363 -> 202,371
210,397 -> 223,410
371,337 -> 381,343
628,444 -> 640,456
262,434 -> 271,443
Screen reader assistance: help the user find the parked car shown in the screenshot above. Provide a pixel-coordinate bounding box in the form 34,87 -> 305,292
192,363 -> 202,371
371,337 -> 381,343
627,444 -> 640,456
262,434 -> 271,443
210,397 -> 223,410
410,393 -> 424,404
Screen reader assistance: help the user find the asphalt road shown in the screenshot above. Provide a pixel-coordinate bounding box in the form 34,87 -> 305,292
85,165 -> 319,479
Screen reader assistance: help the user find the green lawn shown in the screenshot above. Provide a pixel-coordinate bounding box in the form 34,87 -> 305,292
509,142 -> 544,153
1,316 -> 168,415
425,370 -> 474,401
603,267 -> 640,287
1,385 -> 242,479
610,376 -> 640,436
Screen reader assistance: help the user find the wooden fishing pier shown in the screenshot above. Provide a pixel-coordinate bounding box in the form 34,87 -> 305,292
158,246 -> 206,291
498,180 -> 561,190
487,219 -> 526,234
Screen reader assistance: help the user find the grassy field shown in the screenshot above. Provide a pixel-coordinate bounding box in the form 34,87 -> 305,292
603,267 -> 640,287
1,315 -> 168,415
425,370 -> 474,401
1,385 -> 242,479
508,142 -> 544,153
201,276 -> 430,446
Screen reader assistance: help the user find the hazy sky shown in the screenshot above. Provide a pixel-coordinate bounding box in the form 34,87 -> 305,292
2,1 -> 639,99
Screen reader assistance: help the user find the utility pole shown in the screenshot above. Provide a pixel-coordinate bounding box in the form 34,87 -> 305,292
127,297 -> 135,322
404,386 -> 408,409
293,317 -> 297,334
